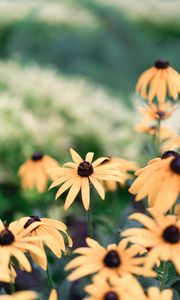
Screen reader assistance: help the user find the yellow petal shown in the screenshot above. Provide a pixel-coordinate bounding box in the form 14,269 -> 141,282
64,178 -> 82,210
81,177 -> 90,210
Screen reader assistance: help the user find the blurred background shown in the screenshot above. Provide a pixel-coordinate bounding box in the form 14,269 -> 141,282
0,0 -> 180,298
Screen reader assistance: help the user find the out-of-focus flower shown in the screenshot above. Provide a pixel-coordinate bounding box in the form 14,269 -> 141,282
13,215 -> 72,270
0,291 -> 38,300
48,289 -> 58,300
101,157 -> 138,191
65,238 -> 155,281
48,149 -> 124,211
138,102 -> 178,122
122,210 -> 180,273
83,274 -> 138,300
161,134 -> 180,152
0,219 -> 47,272
136,59 -> 180,102
18,152 -> 60,193
135,123 -> 175,140
107,274 -> 172,300
129,150 -> 180,212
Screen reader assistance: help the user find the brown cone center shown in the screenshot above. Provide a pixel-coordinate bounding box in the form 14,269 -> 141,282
162,225 -> 180,244
103,250 -> 121,268
0,229 -> 15,246
77,161 -> 93,177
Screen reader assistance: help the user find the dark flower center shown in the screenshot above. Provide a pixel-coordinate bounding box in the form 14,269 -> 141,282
104,291 -> 119,300
77,161 -> 94,177
150,125 -> 156,130
31,152 -> 44,161
0,229 -> 15,246
161,150 -> 178,159
170,156 -> 180,174
103,250 -> 121,268
155,60 -> 169,69
156,111 -> 165,119
162,225 -> 180,244
24,215 -> 41,229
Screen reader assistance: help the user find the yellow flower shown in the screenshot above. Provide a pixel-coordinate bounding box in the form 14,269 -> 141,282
48,149 -> 124,211
0,219 -> 47,272
122,210 -> 180,273
18,152 -> 60,193
138,101 -> 177,122
136,60 -> 180,102
14,215 -> 72,270
101,157 -> 138,191
0,291 -> 38,300
49,289 -> 58,300
135,123 -> 175,140
65,238 -> 155,281
84,274 -> 138,300
129,150 -> 180,212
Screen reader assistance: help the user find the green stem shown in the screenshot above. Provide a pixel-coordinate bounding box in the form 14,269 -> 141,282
159,261 -> 169,290
87,208 -> 93,238
10,282 -> 15,294
46,265 -> 55,289
156,119 -> 161,155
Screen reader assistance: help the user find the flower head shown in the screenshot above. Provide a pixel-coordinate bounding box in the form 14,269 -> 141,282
48,149 -> 124,210
0,219 -> 47,272
135,123 -> 175,140
138,102 -> 177,122
129,151 -> 180,212
15,215 -> 72,270
65,238 -> 155,281
136,60 -> 180,102
18,153 -> 60,193
122,210 -> 180,273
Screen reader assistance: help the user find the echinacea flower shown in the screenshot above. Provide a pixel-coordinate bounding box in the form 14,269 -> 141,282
0,291 -> 38,300
138,102 -> 177,122
84,274 -> 138,300
135,123 -> 174,140
48,149 -> 124,210
101,157 -> 138,191
14,215 -> 72,270
0,219 -> 48,272
48,289 -> 58,300
129,150 -> 180,212
136,59 -> 180,102
65,238 -> 155,281
18,152 -> 60,193
122,210 -> 180,273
